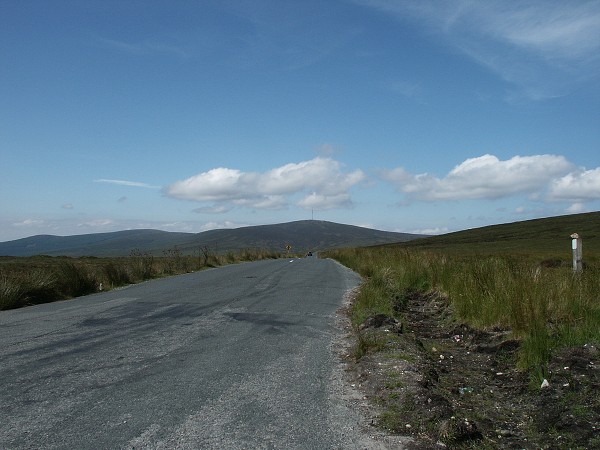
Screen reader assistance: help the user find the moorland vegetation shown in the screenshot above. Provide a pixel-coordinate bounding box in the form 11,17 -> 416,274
324,211 -> 600,448
0,247 -> 282,311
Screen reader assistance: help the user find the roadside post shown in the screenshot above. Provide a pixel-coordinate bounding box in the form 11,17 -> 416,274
571,233 -> 583,273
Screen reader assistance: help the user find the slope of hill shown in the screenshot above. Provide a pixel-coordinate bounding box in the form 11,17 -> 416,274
0,221 -> 421,257
0,230 -> 195,258
400,211 -> 600,257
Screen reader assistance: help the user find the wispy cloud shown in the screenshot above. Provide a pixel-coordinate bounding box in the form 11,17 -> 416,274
354,0 -> 600,99
94,179 -> 160,189
165,157 -> 366,211
96,37 -> 189,58
388,79 -> 424,102
210,2 -> 359,72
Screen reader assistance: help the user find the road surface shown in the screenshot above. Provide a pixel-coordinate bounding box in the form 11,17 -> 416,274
0,257 -> 404,449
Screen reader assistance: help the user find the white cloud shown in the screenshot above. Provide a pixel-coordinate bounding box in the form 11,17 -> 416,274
13,219 -> 46,228
566,202 -> 587,214
548,167 -> 600,200
193,205 -> 231,214
197,221 -> 246,232
94,179 -> 160,189
234,195 -> 288,210
166,168 -> 246,202
354,0 -> 600,99
382,154 -> 573,201
77,219 -> 115,229
298,192 -> 352,210
165,157 -> 366,211
407,227 -> 449,235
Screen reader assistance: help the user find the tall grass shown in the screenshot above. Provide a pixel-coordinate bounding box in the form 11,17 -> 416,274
0,247 -> 283,311
324,247 -> 600,373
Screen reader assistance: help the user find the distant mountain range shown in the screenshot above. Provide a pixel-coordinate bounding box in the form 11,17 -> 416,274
0,220 -> 424,257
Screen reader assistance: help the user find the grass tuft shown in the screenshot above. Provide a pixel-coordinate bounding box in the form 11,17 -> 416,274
0,247 -> 285,311
324,246 -> 600,375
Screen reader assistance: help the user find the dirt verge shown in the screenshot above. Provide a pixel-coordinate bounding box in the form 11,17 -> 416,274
345,290 -> 600,449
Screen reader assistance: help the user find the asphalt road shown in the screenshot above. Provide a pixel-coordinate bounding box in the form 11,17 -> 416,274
0,257 -> 397,449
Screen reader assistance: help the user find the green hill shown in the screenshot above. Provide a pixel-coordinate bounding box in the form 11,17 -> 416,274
399,211 -> 600,259
0,221 -> 422,257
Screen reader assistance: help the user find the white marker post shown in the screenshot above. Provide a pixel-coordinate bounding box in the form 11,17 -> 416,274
571,233 -> 583,273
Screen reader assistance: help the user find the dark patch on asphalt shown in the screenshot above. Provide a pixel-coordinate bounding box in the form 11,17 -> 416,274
225,312 -> 294,328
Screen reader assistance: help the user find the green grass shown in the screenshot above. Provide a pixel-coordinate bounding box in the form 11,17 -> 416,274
401,211 -> 600,259
323,211 -> 600,375
0,247 -> 284,310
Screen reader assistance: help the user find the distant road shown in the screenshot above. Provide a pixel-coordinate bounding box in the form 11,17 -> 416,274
0,258 -> 397,449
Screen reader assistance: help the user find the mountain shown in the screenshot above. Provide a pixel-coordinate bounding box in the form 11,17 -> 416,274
0,221 -> 423,257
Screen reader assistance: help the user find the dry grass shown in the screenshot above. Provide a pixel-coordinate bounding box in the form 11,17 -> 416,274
324,246 -> 600,373
0,247 -> 283,310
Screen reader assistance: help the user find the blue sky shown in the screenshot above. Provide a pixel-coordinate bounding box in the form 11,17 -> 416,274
1,0 -> 599,242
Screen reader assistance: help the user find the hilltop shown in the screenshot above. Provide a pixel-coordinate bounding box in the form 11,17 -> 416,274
0,220 -> 422,257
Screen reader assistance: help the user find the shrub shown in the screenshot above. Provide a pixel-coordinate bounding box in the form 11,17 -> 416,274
54,262 -> 97,298
0,272 -> 26,310
103,262 -> 132,288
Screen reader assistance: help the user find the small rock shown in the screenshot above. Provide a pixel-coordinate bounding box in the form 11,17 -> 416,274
541,379 -> 550,389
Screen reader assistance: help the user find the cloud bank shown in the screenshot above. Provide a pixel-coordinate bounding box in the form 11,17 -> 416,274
381,154 -> 600,207
165,157 -> 365,211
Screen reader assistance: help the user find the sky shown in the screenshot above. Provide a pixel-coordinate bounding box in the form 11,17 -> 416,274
1,0 -> 599,242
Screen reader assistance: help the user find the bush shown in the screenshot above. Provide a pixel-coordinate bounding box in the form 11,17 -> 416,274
0,272 -> 26,310
54,262 -> 97,298
129,249 -> 155,280
104,262 -> 132,288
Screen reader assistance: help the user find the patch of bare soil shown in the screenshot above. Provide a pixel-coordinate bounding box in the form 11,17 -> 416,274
347,290 -> 600,449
